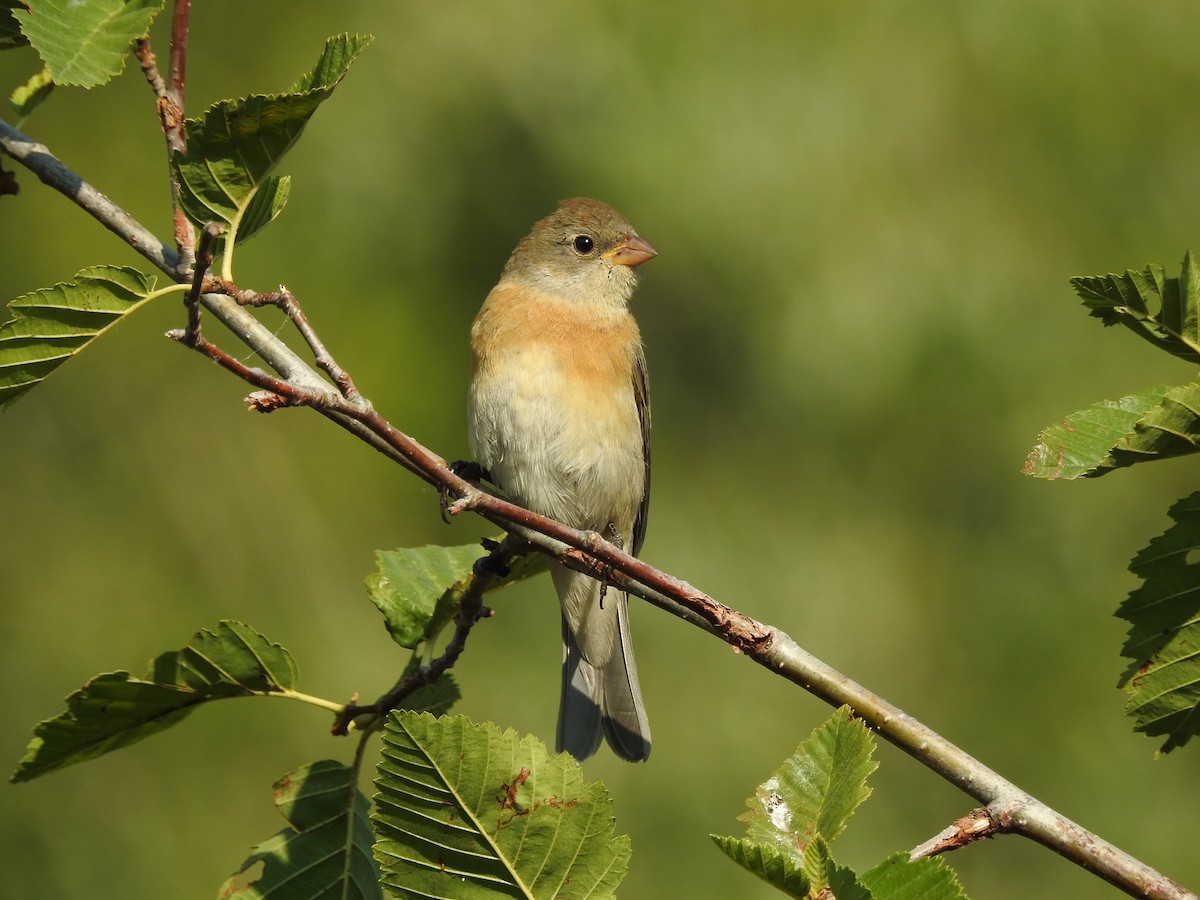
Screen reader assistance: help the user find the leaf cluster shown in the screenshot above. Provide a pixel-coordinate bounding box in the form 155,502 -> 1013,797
1026,252 -> 1200,752
1,28 -> 370,404
712,710 -> 966,900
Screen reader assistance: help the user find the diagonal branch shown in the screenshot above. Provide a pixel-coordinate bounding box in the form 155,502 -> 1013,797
2,119 -> 1194,900
164,288 -> 1193,900
0,118 -> 180,274
166,282 -> 1183,898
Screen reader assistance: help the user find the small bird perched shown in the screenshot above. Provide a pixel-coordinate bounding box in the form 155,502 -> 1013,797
467,198 -> 656,762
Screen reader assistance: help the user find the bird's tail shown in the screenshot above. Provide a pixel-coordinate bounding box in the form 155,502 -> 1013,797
553,565 -> 651,762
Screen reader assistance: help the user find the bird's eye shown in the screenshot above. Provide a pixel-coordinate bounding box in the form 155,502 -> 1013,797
572,235 -> 595,254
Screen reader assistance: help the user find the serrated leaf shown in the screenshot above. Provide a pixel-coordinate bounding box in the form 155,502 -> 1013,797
12,621 -> 299,782
10,65 -> 54,116
801,834 -> 837,896
367,542 -> 549,649
220,760 -> 384,900
1024,383 -> 1200,479
710,836 -> 810,898
16,0 -> 163,87
1071,252 -> 1200,364
860,853 -> 967,900
0,265 -> 159,407
403,672 -> 461,717
237,175 -> 291,244
172,33 -> 370,250
713,709 -> 877,896
373,712 -> 630,899
741,707 -> 876,854
826,857 -> 874,900
1117,492 -> 1200,753
368,545 -> 486,649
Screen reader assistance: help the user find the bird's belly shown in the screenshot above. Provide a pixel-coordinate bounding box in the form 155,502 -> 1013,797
469,348 -> 643,537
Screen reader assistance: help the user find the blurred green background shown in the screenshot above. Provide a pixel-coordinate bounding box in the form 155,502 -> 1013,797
3,2 -> 1200,897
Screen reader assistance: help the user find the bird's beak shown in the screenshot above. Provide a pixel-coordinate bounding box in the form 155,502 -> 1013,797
602,235 -> 658,268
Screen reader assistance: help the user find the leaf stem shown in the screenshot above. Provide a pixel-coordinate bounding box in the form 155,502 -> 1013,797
274,689 -> 346,714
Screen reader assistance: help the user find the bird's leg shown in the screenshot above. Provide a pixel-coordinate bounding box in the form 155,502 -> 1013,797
596,522 -> 625,607
448,460 -> 492,483
440,460 -> 494,523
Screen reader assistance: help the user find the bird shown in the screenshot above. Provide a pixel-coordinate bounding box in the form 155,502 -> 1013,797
467,197 -> 656,762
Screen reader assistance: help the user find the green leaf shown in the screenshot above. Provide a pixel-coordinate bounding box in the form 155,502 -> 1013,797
826,857 -> 874,900
10,65 -> 54,117
367,542 -> 549,650
0,265 -> 160,407
860,853 -> 968,900
15,0 -> 163,87
1117,492 -> 1200,753
402,672 -> 461,717
741,707 -> 875,852
172,33 -> 371,251
373,712 -> 630,899
236,175 -> 291,245
220,760 -> 384,900
12,621 -> 299,782
709,836 -> 810,898
1071,252 -> 1200,363
1024,382 -> 1200,479
368,545 -> 486,649
712,708 -> 877,894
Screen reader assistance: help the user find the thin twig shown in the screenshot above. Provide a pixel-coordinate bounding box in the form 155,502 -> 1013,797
134,38 -> 167,104
331,537 -> 513,736
910,807 -> 997,859
135,3 -> 194,275
166,0 -> 191,134
165,0 -> 194,271
181,223 -> 223,344
210,281 -> 364,402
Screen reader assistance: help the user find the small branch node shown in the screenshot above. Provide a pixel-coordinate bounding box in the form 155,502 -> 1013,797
910,807 -> 999,859
444,490 -> 482,518
246,390 -> 295,413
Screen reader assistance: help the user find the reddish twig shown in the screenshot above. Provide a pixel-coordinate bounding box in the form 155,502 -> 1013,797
208,280 -> 363,402
165,0 -> 193,269
135,1 -> 195,276
166,0 -> 191,129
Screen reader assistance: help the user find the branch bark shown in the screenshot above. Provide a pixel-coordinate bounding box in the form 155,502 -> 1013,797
134,0 -> 195,274
1,120 -> 1194,900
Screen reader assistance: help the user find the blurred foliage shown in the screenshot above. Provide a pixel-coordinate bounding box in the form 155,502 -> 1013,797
3,2 -> 1200,898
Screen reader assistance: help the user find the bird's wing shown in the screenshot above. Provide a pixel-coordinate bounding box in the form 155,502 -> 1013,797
631,346 -> 651,557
